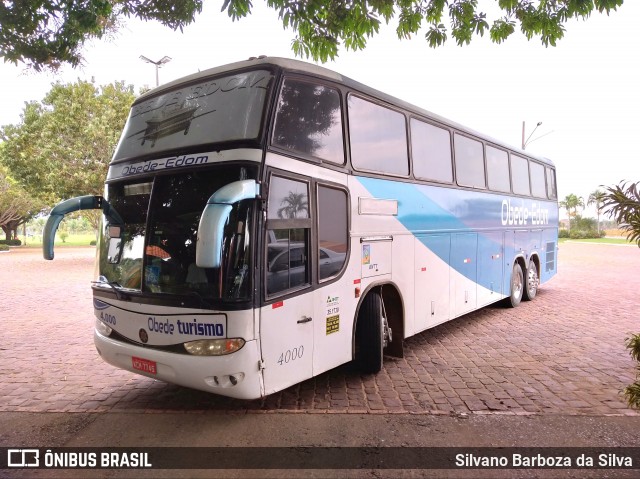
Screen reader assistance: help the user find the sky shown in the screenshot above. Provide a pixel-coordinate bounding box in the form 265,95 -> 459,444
1,1 -> 638,218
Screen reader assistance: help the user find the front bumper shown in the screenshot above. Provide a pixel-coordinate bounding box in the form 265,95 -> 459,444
94,330 -> 263,400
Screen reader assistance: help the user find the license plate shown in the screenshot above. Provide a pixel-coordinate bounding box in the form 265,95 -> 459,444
132,356 -> 157,375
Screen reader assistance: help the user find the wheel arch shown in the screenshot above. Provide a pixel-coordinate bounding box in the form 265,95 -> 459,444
352,281 -> 405,359
529,252 -> 541,276
513,253 -> 527,273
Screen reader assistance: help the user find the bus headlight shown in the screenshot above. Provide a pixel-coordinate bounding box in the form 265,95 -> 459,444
183,338 -> 245,356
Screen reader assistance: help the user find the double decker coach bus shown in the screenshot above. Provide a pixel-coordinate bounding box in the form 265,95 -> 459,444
44,57 -> 558,399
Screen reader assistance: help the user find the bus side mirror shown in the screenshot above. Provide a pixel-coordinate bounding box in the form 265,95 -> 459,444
43,195 -> 123,260
196,180 -> 259,268
106,225 -> 123,264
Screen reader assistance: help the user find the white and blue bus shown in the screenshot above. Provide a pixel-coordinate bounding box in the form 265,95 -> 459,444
44,57 -> 558,399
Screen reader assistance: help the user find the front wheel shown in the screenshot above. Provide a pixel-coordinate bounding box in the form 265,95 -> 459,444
506,263 -> 524,308
523,261 -> 539,301
355,292 -> 385,374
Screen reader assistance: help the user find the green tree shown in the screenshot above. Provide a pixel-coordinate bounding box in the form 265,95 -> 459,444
604,181 -> 640,408
0,163 -> 43,241
587,189 -> 607,236
604,181 -> 640,247
0,80 -> 135,212
1,0 -> 625,71
559,193 -> 584,233
0,0 -> 203,71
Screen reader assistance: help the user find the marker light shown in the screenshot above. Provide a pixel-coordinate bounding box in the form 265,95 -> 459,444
184,338 -> 245,356
95,319 -> 113,336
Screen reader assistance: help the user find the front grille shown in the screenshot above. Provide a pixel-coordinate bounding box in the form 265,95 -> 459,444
108,329 -> 188,354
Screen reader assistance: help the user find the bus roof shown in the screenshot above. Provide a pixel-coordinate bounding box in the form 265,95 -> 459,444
136,56 -> 554,168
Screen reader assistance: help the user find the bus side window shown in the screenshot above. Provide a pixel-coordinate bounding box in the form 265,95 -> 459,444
546,167 -> 557,199
454,133 -> 485,189
272,79 -> 345,165
486,145 -> 510,193
530,161 -> 547,198
348,95 -> 409,176
317,185 -> 348,281
266,175 -> 312,296
411,119 -> 453,184
511,154 -> 531,196
266,229 -> 310,295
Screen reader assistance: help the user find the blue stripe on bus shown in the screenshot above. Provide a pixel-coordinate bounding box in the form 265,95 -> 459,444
356,176 -> 557,290
357,176 -> 501,232
356,176 -> 498,286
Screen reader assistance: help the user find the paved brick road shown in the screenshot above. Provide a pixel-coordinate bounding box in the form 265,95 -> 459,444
3,243 -> 639,416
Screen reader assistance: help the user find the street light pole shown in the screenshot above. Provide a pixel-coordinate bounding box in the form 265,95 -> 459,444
139,55 -> 172,87
522,121 -> 542,150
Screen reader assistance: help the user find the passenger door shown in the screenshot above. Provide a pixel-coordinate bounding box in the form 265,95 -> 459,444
259,173 -> 314,395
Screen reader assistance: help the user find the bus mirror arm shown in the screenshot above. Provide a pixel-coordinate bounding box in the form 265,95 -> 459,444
43,195 -> 124,260
196,180 -> 259,269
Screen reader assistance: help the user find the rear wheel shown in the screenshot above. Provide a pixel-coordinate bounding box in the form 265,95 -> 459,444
523,260 -> 539,301
355,292 -> 386,373
506,263 -> 524,308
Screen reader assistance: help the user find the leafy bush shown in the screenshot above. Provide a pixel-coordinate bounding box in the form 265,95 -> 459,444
89,240 -> 97,246
624,334 -> 640,408
560,227 -> 605,240
59,231 -> 69,243
0,244 -> 9,252
0,239 -> 22,246
573,216 -> 598,231
604,181 -> 640,246
569,229 -> 604,239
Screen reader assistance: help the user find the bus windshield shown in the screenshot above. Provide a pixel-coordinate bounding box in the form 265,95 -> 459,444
112,69 -> 273,162
98,166 -> 255,304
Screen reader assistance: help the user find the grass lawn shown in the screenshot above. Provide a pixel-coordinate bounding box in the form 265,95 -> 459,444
19,233 -> 97,248
559,237 -> 634,245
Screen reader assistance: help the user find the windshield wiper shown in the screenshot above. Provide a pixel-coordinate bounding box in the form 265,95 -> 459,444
93,276 -> 130,301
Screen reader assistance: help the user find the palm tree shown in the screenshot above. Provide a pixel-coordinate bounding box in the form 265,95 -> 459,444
603,181 -> 640,246
587,189 -> 607,236
559,193 -> 583,232
605,181 -> 640,409
277,192 -> 309,219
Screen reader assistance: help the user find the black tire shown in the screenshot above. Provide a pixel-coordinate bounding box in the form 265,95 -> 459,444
355,292 -> 384,374
506,262 -> 524,308
523,260 -> 539,301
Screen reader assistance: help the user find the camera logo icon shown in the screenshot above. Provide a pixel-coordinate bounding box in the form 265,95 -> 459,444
7,449 -> 39,467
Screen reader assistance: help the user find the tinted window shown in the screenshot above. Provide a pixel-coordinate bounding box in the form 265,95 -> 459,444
318,185 -> 348,281
486,146 -> 510,192
100,167 -> 257,301
267,176 -> 309,219
411,119 -> 453,183
546,167 -> 557,199
266,228 -> 309,295
530,161 -> 547,198
114,70 -> 272,161
266,175 -> 311,296
348,95 -> 408,175
454,134 -> 485,188
100,181 -> 151,289
272,79 -> 344,164
511,154 -> 531,195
